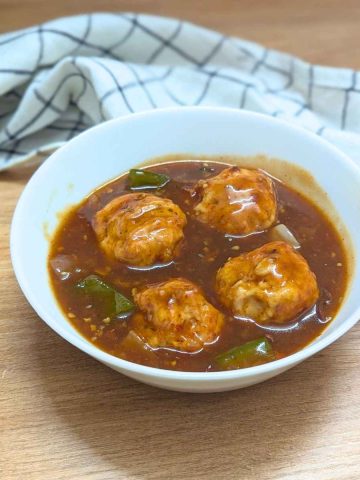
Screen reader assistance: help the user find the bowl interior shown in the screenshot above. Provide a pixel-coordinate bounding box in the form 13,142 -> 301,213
11,108 -> 360,379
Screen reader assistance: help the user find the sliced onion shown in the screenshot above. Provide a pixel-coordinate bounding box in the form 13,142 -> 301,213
269,224 -> 301,249
120,330 -> 158,363
50,254 -> 81,281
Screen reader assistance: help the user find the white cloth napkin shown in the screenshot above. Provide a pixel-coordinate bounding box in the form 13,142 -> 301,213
1,12 -> 360,171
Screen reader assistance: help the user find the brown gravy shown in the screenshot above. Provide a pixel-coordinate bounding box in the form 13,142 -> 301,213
48,160 -> 348,371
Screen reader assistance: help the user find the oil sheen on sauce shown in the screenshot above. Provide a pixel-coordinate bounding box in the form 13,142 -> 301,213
48,160 -> 348,372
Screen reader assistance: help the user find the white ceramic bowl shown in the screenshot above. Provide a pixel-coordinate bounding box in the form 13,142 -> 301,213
11,107 -> 360,393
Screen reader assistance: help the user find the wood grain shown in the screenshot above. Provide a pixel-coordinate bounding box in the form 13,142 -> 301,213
1,0 -> 360,68
1,2 -> 360,479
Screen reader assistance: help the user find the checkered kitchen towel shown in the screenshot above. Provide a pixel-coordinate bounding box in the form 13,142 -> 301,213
1,12 -> 360,170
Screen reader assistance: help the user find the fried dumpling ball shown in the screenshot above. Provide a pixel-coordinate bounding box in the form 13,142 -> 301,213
193,166 -> 277,235
216,241 -> 319,324
92,193 -> 186,266
132,278 -> 224,352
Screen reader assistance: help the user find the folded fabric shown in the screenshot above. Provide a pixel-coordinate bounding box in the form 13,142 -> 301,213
1,12 -> 360,170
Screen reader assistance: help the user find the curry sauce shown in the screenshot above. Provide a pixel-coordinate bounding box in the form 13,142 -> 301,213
48,160 -> 348,371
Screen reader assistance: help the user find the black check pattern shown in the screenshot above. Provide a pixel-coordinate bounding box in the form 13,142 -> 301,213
1,12 -> 360,170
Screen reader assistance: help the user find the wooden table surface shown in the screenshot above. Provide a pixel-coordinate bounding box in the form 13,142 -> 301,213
1,1 -> 359,479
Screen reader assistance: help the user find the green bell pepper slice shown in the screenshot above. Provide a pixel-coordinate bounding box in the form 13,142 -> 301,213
128,169 -> 170,190
76,275 -> 134,318
215,337 -> 275,370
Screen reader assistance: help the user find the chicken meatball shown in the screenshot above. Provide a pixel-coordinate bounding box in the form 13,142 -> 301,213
216,241 -> 319,323
93,193 -> 186,266
194,166 -> 277,235
132,278 -> 224,352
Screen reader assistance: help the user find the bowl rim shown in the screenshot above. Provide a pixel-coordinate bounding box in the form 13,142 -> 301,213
10,106 -> 360,382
